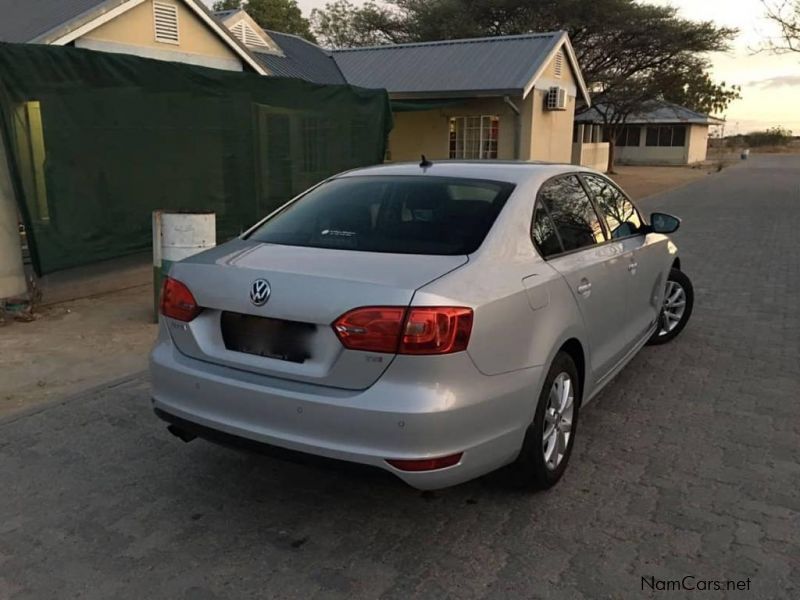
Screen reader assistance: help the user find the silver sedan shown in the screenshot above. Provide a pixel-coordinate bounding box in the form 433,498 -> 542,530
150,161 -> 693,490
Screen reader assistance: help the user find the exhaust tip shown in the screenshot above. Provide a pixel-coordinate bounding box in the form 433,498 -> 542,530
167,424 -> 197,443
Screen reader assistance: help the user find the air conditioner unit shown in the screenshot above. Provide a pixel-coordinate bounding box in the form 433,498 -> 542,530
545,86 -> 567,111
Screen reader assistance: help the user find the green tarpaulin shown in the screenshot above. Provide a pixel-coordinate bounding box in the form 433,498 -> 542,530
0,42 -> 392,275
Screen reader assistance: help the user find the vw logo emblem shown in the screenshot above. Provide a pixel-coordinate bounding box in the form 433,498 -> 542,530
249,278 -> 271,307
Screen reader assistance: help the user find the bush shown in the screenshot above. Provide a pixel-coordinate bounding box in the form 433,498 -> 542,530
744,127 -> 793,147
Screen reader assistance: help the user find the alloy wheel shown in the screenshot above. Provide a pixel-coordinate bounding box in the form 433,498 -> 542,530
542,372 -> 574,470
658,280 -> 687,336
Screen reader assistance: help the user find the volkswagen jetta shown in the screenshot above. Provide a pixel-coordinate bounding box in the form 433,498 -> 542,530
150,161 -> 693,490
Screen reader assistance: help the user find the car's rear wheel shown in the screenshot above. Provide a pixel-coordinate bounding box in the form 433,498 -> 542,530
507,352 -> 580,490
647,268 -> 694,346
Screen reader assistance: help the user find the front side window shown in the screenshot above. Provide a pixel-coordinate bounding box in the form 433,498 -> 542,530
247,175 -> 515,255
537,175 -> 606,253
449,116 -> 499,159
582,174 -> 643,239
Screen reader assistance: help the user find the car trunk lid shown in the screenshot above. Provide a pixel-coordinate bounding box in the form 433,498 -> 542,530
165,241 -> 467,389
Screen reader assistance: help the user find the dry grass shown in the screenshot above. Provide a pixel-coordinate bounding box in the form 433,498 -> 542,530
609,164 -> 717,200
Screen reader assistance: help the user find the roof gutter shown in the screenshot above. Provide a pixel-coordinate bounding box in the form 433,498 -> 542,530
503,96 -> 522,160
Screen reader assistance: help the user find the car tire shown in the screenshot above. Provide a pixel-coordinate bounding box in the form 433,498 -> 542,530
507,351 -> 581,490
647,268 -> 694,346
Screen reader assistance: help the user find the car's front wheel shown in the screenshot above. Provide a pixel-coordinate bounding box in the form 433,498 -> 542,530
507,351 -> 580,490
647,268 -> 694,346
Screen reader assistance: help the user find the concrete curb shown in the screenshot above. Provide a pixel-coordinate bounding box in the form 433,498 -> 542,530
0,370 -> 147,427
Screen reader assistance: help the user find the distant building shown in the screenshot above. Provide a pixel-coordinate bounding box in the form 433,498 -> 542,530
575,102 -> 724,166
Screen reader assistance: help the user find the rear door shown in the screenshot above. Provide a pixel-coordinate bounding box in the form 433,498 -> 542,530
581,174 -> 666,343
532,175 -> 630,380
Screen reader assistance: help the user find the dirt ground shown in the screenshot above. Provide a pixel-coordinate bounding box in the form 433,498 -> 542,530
0,162 -> 737,418
610,163 -> 723,200
0,285 -> 157,417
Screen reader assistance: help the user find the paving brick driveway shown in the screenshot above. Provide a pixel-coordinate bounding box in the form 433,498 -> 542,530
1,155 -> 798,599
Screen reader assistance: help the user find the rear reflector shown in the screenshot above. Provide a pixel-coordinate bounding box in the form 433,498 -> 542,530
386,453 -> 463,472
332,306 -> 473,355
160,276 -> 201,322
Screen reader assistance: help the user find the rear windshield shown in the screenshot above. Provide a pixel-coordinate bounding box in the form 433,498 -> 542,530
246,175 -> 516,255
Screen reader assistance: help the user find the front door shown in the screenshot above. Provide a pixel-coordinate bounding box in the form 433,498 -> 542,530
532,175 -> 632,381
581,174 -> 666,344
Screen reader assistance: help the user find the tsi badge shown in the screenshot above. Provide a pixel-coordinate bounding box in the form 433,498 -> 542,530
249,278 -> 271,307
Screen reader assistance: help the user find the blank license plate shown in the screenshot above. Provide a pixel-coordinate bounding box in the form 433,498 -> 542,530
220,312 -> 316,363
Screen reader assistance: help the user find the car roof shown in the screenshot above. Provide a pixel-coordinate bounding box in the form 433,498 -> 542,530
336,160 -> 596,185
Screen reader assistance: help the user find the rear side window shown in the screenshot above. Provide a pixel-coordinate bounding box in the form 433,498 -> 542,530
582,174 -> 643,239
536,175 -> 606,254
247,175 -> 515,255
532,204 -> 562,258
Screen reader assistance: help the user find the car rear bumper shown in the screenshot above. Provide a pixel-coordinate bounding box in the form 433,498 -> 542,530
150,338 -> 543,490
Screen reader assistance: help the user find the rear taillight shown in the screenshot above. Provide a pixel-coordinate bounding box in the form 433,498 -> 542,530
332,307 -> 406,353
401,307 -> 473,354
332,306 -> 473,355
160,276 -> 201,322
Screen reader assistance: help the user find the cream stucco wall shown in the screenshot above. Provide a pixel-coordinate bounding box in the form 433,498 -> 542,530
388,97 -> 520,162
686,124 -> 710,163
526,49 -> 578,163
76,0 -> 244,71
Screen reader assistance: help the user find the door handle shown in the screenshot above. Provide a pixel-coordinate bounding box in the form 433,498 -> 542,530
628,261 -> 639,272
577,280 -> 592,296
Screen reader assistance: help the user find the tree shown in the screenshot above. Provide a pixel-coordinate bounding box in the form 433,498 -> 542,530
762,0 -> 800,52
213,0 -> 315,41
658,66 -> 741,115
310,1 -> 400,47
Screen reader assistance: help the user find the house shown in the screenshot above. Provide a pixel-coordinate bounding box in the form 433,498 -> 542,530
575,102 -> 724,166
0,0 -> 267,74
330,34 -> 592,164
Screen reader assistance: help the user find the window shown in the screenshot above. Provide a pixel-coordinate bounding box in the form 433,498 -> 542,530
153,1 -> 179,44
247,175 -> 515,255
615,126 -> 641,147
536,175 -> 606,254
646,125 -> 687,147
582,174 -> 642,239
532,204 -> 562,258
449,116 -> 499,159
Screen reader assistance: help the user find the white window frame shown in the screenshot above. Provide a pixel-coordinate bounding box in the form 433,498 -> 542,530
448,115 -> 499,160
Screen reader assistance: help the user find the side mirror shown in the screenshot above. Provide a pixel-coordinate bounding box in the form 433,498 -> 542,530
649,212 -> 680,234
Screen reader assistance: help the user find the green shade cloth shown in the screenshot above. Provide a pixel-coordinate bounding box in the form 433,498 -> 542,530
0,42 -> 392,275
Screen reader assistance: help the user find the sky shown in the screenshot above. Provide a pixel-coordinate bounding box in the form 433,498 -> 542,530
207,0 -> 800,134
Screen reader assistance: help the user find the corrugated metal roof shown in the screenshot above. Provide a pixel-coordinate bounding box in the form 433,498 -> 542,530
0,0 -> 115,43
331,33 -> 563,97
576,102 -> 724,125
255,30 -> 346,85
